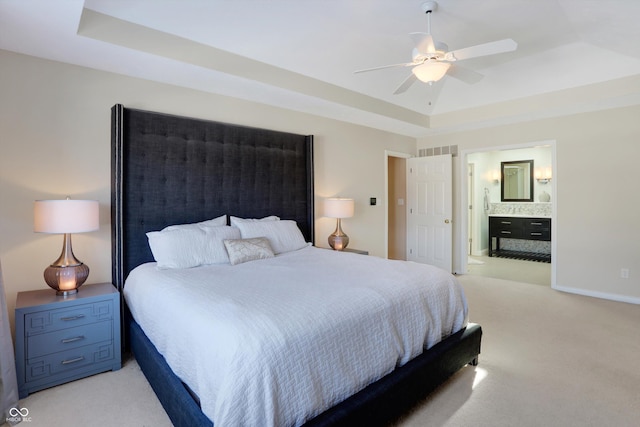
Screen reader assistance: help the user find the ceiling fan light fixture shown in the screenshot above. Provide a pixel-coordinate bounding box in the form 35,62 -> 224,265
412,61 -> 450,83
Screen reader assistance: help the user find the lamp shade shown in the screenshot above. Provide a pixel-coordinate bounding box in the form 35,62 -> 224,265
34,200 -> 99,234
324,198 -> 354,219
412,61 -> 451,83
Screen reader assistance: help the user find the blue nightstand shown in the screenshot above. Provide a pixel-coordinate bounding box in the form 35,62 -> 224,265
14,282 -> 121,398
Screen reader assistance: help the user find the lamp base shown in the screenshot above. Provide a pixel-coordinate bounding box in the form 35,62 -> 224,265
43,264 -> 89,296
43,233 -> 90,295
328,218 -> 350,251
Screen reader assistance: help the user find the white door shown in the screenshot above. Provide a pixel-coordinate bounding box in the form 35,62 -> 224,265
407,154 -> 453,271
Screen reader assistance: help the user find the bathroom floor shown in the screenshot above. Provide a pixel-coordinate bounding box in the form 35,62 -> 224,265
466,255 -> 551,286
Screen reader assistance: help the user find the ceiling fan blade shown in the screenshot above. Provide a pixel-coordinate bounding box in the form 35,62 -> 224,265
447,65 -> 484,84
409,32 -> 436,54
393,73 -> 418,95
354,62 -> 413,74
446,38 -> 517,61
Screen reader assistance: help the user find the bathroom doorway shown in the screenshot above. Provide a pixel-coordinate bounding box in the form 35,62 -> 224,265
462,142 -> 556,286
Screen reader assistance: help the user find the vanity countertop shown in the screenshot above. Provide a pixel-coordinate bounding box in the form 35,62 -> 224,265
488,213 -> 551,218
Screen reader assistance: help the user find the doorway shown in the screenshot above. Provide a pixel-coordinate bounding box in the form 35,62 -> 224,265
461,142 -> 556,286
385,151 -> 411,260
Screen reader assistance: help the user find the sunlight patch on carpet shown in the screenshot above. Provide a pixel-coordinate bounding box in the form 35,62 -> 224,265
472,367 -> 488,389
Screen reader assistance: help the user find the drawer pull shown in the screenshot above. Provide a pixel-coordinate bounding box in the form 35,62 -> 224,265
61,356 -> 85,365
500,221 -> 511,225
61,336 -> 85,344
530,222 -> 543,226
60,314 -> 85,321
500,231 -> 512,234
530,232 -> 542,236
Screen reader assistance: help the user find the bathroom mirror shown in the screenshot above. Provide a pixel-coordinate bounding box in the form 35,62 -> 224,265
501,160 -> 534,202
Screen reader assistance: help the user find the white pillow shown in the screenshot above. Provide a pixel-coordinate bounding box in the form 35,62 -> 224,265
224,237 -> 275,266
163,215 -> 227,231
229,215 -> 279,227
147,225 -> 240,269
234,220 -> 308,254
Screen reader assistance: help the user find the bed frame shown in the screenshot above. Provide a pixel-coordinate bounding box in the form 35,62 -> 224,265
110,104 -> 482,426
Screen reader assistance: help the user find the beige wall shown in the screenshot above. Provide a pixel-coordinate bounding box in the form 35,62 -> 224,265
418,106 -> 640,303
0,50 -> 415,328
2,47 -> 637,331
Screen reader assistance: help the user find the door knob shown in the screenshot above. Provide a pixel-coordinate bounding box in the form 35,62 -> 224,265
444,219 -> 450,224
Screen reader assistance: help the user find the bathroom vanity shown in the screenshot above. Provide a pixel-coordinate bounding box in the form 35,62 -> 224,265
489,215 -> 551,262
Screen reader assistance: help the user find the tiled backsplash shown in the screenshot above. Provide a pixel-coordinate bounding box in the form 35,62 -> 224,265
489,202 -> 551,217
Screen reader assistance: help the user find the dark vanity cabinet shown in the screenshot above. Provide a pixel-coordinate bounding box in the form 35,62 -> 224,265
489,216 -> 551,262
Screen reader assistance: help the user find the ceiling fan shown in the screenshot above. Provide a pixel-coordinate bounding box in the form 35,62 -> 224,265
355,1 -> 517,95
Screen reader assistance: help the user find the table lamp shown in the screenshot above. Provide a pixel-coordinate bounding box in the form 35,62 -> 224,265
34,199 -> 99,296
324,198 -> 354,251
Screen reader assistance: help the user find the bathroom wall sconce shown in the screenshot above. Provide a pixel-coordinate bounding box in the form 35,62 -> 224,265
491,170 -> 500,185
535,167 -> 552,184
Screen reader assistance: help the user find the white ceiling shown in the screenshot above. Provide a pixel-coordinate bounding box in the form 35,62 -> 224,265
2,0 -> 640,137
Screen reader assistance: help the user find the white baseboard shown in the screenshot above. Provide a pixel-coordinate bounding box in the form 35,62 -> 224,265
552,285 -> 640,305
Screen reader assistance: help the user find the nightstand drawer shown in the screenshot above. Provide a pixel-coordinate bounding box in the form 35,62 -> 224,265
25,300 -> 115,335
26,341 -> 115,382
27,321 -> 112,358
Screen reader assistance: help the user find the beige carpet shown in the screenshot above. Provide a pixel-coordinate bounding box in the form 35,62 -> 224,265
8,274 -> 639,427
396,275 -> 640,427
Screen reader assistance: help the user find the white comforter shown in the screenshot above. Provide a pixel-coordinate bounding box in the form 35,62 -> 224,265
124,246 -> 468,427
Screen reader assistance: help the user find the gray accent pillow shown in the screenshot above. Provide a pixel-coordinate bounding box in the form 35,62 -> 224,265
224,237 -> 275,265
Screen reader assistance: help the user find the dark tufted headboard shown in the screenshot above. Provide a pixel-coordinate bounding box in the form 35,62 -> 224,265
111,105 -> 314,290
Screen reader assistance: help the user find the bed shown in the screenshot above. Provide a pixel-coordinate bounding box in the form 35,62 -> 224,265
110,105 -> 482,426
